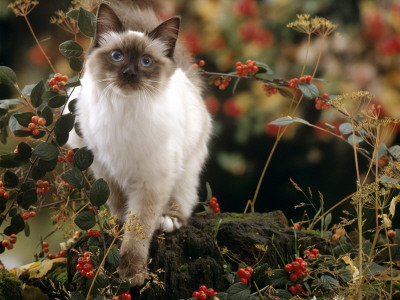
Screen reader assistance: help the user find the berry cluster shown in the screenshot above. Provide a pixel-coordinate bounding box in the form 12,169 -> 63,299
289,283 -> 306,296
289,75 -> 312,88
112,291 -> 132,300
58,150 -> 74,163
315,93 -> 330,110
76,251 -> 94,278
284,257 -> 309,281
47,250 -> 67,259
213,77 -> 232,90
237,266 -> 253,284
303,248 -> 321,261
88,229 -> 100,237
28,116 -> 46,136
22,211 -> 36,220
208,197 -> 220,214
0,181 -> 10,200
1,234 -> 17,250
236,60 -> 258,76
263,85 -> 278,97
36,180 -> 50,196
49,73 -> 69,91
192,285 -> 216,299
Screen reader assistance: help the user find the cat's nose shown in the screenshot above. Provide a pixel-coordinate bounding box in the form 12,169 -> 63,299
122,66 -> 137,80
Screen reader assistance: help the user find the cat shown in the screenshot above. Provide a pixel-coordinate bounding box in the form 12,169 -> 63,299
67,1 -> 212,285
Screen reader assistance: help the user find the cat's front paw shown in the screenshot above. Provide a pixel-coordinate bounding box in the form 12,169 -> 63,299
157,215 -> 183,233
118,251 -> 148,286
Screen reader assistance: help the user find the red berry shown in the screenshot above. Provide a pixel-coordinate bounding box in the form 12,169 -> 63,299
61,75 -> 69,82
322,93 -> 329,99
37,118 -> 46,126
295,269 -> 303,278
242,270 -> 251,279
3,192 -> 9,199
6,243 -> 13,250
289,273 -> 297,281
36,188 -> 44,196
88,206 -> 94,213
1,240 -> 9,247
120,293 -> 131,300
59,250 -> 67,257
0,189 -> 4,197
300,262 -> 308,269
199,60 -> 205,66
10,234 -> 17,244
29,211 -> 36,218
289,285 -> 297,295
83,263 -> 92,272
284,264 -> 293,272
308,253 -> 315,260
193,63 -> 199,69
237,268 -> 246,278
245,266 -> 253,273
22,212 -> 30,220
49,78 -> 56,86
303,268 -> 310,274
92,230 -> 100,237
192,291 -> 200,298
80,270 -> 86,276
84,251 -> 91,258
78,257 -> 86,265
311,248 -> 319,255
292,262 -> 299,269
0,181 -> 2,188
52,85 -> 59,91
42,241 -> 49,247
198,291 -> 207,300
240,278 -> 248,284
88,229 -> 93,236
206,288 -> 215,297
31,116 -> 39,123
48,253 -> 56,259
76,264 -> 83,271
28,123 -> 36,130
296,257 -> 303,263
303,250 -> 310,256
199,285 -> 207,292
32,129 -> 40,136
43,247 -> 49,253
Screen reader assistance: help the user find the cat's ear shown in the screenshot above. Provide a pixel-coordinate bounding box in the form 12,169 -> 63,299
148,17 -> 181,58
94,4 -> 123,45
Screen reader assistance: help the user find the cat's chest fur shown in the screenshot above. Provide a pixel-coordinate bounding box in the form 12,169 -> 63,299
75,67 -> 204,182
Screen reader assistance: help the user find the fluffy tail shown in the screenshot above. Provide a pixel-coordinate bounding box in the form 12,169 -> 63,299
121,0 -> 159,9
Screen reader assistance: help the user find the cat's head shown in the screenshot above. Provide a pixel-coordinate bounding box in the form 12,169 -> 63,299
86,4 -> 180,96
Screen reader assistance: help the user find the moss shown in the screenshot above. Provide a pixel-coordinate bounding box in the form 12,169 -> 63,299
47,265 -> 68,284
0,269 -> 23,300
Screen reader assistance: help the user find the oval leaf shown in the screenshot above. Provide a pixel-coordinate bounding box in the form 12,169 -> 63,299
298,83 -> 319,99
59,40 -> 84,58
4,170 -> 19,188
32,142 -> 59,161
64,167 -> 85,189
226,282 -> 250,300
347,134 -> 364,145
339,122 -> 352,135
48,95 -> 67,108
74,147 -> 94,171
41,106 -> 53,126
14,112 -> 35,127
90,179 -> 110,207
69,56 -> 83,72
74,211 -> 96,230
106,245 -> 121,268
17,142 -> 32,159
78,7 -> 96,37
54,113 -> 76,138
30,80 -> 45,108
0,66 -> 17,86
269,116 -> 293,126
67,9 -> 79,21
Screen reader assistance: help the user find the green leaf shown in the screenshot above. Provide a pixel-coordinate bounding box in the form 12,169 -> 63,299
48,95 -> 67,108
106,245 -> 121,268
389,145 -> 400,160
205,182 -> 212,201
373,144 -> 387,159
55,132 -> 70,146
22,84 -> 36,96
78,7 -> 96,37
112,278 -> 131,295
24,221 -> 30,237
70,291 -> 86,300
68,98 -> 78,114
339,122 -> 352,135
30,80 -> 45,108
41,106 -> 53,126
32,130 -> 46,140
74,211 -> 96,230
65,167 -> 85,189
320,275 -> 339,291
59,40 -> 84,58
17,142 -> 32,159
0,66 -> 17,86
213,293 -> 227,300
255,61 -> 273,74
65,80 -> 81,89
324,212 -> 332,227
4,170 -> 19,188
0,108 -> 7,117
266,269 -> 289,286
9,114 -> 21,132
14,112 -> 35,127
86,274 -> 108,295
298,83 -> 319,99
67,9 -> 79,21
69,57 -> 83,72
37,158 -> 58,172
90,179 -> 110,207
276,87 -> 294,99
226,282 -> 250,300
32,166 -> 46,180
12,130 -> 31,138
347,134 -> 364,145
54,114 -> 75,137
11,214 -> 25,232
74,147 -> 94,171
33,142 -> 59,161
22,189 -> 38,209
269,116 -> 293,126
42,90 -> 59,101
0,153 -> 28,168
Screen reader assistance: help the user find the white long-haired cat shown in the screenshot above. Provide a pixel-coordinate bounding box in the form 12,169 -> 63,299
68,1 -> 211,285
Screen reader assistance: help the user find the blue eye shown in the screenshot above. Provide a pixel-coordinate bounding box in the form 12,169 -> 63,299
140,56 -> 152,67
111,50 -> 124,62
